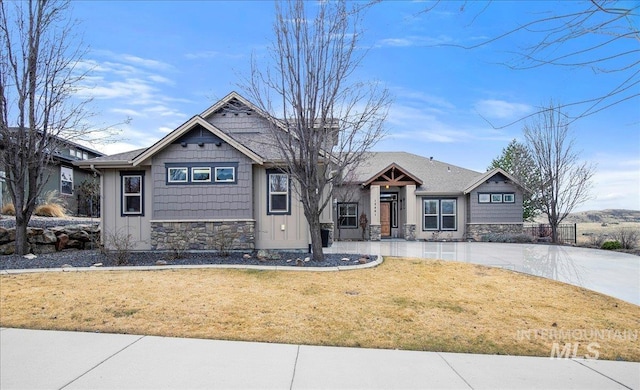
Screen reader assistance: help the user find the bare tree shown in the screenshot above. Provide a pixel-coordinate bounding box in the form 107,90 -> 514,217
430,0 -> 639,126
244,0 -> 390,260
0,0 -> 96,254
523,102 -> 596,243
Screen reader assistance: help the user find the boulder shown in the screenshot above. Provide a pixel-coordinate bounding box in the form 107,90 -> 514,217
55,234 -> 69,251
0,242 -> 15,255
33,244 -> 57,255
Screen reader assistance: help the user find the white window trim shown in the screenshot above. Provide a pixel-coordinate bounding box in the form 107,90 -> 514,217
214,166 -> 236,183
168,167 -> 188,183
122,174 -> 143,215
191,167 -> 212,183
268,173 -> 289,214
338,203 -> 358,228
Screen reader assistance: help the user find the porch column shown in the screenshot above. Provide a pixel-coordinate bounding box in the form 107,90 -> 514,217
404,184 -> 417,240
369,185 -> 381,241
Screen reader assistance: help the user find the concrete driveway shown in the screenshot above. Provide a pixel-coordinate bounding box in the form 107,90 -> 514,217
328,241 -> 640,306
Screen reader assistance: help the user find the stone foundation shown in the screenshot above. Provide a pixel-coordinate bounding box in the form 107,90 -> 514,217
403,224 -> 416,241
150,220 -> 255,251
465,223 -> 524,241
369,224 -> 381,241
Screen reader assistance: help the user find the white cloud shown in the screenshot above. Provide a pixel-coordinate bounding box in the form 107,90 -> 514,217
474,99 -> 532,120
575,158 -> 640,211
375,35 -> 455,48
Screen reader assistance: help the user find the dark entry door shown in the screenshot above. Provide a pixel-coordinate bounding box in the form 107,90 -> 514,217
380,202 -> 391,237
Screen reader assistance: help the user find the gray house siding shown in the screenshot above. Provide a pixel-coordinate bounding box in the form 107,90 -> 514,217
205,109 -> 272,134
468,181 -> 523,223
40,163 -> 98,216
150,142 -> 253,220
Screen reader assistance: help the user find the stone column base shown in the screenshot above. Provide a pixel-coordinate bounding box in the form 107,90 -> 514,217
403,224 -> 416,241
369,224 -> 381,241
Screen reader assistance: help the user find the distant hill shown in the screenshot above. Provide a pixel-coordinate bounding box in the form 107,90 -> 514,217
535,209 -> 640,224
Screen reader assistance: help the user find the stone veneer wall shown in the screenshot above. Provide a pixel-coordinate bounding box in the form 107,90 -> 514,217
403,224 -> 416,241
465,223 -> 524,241
320,222 -> 334,246
150,220 -> 255,251
369,224 -> 381,241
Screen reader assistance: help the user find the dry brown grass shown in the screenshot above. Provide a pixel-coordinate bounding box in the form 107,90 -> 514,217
577,222 -> 640,246
34,204 -> 67,217
1,203 -> 15,216
1,258 -> 638,361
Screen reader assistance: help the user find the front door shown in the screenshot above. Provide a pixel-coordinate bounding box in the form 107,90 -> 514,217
380,202 -> 391,237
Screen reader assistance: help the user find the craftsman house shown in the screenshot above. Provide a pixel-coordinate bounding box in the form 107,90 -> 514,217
77,91 -> 525,251
334,152 -> 525,242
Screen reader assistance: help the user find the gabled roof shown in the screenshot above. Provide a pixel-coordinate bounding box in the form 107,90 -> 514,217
348,152 -> 481,194
200,91 -> 288,133
131,115 -> 264,166
463,168 -> 527,194
362,162 -> 424,187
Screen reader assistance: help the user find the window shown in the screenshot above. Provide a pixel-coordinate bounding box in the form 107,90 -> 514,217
338,203 -> 358,228
268,171 -> 289,214
122,172 -> 144,216
423,199 -> 439,230
441,199 -> 456,230
423,198 -> 457,231
215,167 -> 235,183
479,192 -> 515,204
168,167 -> 188,183
166,163 -> 238,185
60,166 -> 73,195
192,167 -> 211,182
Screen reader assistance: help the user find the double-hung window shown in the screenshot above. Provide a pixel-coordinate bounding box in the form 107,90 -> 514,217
423,198 -> 456,231
268,171 -> 290,214
338,203 -> 358,228
122,172 -> 144,216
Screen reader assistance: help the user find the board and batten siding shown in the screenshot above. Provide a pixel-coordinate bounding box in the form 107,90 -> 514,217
468,181 -> 523,223
101,168 -> 152,250
253,165 -> 309,249
151,143 -> 253,219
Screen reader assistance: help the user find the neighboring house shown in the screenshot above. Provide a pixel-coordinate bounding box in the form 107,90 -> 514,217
334,152 -> 525,242
0,130 -> 104,215
42,139 -> 104,216
77,91 -> 524,252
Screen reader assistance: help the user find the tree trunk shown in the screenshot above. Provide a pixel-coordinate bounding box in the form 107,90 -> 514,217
14,214 -> 29,255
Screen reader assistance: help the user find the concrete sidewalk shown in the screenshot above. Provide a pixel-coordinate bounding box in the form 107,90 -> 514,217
1,328 -> 638,389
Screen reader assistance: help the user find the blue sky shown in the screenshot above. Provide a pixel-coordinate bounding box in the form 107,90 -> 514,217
70,1 -> 639,211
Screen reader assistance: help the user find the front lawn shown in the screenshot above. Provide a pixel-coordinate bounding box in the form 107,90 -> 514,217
1,257 -> 638,361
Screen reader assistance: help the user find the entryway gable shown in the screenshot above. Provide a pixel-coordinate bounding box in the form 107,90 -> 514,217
362,163 -> 423,188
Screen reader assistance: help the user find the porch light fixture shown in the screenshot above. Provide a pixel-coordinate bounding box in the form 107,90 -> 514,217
385,185 -> 389,189
215,142 -> 222,147
198,142 -> 204,147
180,142 -> 187,147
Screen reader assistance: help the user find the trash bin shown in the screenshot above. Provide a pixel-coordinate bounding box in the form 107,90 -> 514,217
321,229 -> 330,247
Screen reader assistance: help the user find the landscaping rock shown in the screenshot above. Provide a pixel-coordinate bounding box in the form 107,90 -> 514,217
156,260 -> 168,266
55,234 -> 69,251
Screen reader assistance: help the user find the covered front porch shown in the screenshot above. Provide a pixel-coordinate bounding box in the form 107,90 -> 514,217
334,163 -> 422,242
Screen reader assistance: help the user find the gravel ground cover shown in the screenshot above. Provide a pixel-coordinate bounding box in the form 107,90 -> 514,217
0,215 -> 374,270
